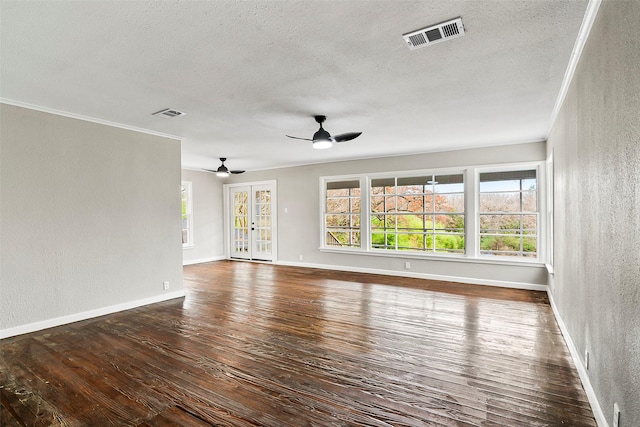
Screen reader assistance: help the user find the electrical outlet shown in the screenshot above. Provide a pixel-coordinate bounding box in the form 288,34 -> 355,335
163,281 -> 170,290
613,403 -> 620,427
299,254 -> 303,261
584,350 -> 589,370
405,262 -> 411,270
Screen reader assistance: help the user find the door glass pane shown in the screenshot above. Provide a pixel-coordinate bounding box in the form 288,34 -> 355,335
254,189 -> 272,258
233,191 -> 249,254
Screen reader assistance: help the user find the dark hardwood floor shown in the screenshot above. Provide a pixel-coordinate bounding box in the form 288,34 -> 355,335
1,261 -> 596,426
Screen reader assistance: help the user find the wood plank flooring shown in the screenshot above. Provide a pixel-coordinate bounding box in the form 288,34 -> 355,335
1,261 -> 596,426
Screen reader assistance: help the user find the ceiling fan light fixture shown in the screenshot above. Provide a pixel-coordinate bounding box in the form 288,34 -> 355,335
286,115 -> 361,149
203,157 -> 245,177
312,139 -> 333,149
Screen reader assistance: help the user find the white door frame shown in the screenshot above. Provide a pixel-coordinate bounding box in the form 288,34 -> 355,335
223,180 -> 278,262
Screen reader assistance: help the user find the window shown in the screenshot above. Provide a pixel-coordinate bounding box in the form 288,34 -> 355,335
479,169 -> 537,257
370,174 -> 465,253
320,162 -> 543,264
324,180 -> 361,248
181,181 -> 193,247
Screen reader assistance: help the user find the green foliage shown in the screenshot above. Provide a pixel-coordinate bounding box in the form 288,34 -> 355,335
371,215 -> 464,251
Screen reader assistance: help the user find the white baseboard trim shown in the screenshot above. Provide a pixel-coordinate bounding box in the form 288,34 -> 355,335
0,290 -> 186,340
547,290 -> 607,427
183,256 -> 226,266
275,260 -> 547,291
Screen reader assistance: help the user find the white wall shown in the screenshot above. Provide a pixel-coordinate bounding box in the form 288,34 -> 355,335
181,169 -> 225,264
0,104 -> 184,335
226,141 -> 548,288
547,0 -> 640,425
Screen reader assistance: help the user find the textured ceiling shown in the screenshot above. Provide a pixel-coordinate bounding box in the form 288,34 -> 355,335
1,1 -> 589,172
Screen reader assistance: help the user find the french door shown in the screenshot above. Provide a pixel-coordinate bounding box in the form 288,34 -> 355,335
227,182 -> 276,261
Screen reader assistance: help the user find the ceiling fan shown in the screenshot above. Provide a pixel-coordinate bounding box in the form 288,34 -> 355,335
203,158 -> 245,177
286,115 -> 362,149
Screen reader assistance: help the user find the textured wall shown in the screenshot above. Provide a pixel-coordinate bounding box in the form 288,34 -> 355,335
226,141 -> 548,287
0,104 -> 184,331
181,169 -> 224,264
547,0 -> 640,424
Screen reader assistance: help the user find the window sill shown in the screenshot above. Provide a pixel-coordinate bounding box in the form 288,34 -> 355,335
182,245 -> 195,250
545,263 -> 555,275
319,247 -> 546,268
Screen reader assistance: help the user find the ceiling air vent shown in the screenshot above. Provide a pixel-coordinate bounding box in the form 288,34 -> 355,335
152,108 -> 186,119
403,17 -> 465,50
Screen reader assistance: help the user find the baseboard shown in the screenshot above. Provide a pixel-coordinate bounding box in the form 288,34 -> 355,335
547,290 -> 608,427
0,290 -> 186,340
275,260 -> 547,291
183,255 -> 226,266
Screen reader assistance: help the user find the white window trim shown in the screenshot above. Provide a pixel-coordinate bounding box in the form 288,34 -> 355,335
545,153 -> 554,274
475,161 -> 545,261
320,161 -> 546,267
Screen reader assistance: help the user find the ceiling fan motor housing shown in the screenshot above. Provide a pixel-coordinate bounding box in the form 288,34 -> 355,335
313,128 -> 332,141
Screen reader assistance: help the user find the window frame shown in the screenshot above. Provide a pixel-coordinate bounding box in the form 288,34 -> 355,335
476,165 -> 541,259
320,161 -> 546,266
369,172 -> 466,255
321,176 -> 364,249
181,181 -> 194,249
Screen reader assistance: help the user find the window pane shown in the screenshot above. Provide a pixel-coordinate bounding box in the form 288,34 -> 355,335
435,233 -> 465,253
396,214 -> 423,231
522,178 -> 537,191
436,214 -> 465,233
371,195 -> 397,212
523,237 -> 537,253
480,192 -> 521,212
522,191 -> 537,212
434,174 -> 464,193
396,195 -> 410,211
327,188 -> 348,197
370,215 -> 386,230
480,180 -> 521,192
371,196 -> 385,213
326,214 -> 351,227
435,194 -> 465,212
480,235 -> 522,255
479,214 -> 522,233
371,232 -> 395,249
523,215 -> 537,233
424,194 -> 434,212
396,233 -> 425,250
397,176 -> 429,187
326,231 -> 360,247
371,178 -> 396,191
327,197 -> 350,213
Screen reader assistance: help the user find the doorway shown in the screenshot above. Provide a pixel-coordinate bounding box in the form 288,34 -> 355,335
225,181 -> 276,262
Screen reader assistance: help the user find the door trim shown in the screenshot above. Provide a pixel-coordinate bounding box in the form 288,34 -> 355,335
223,180 -> 277,262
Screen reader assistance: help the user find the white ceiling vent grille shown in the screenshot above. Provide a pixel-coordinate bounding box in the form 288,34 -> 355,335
403,17 -> 465,50
152,108 -> 186,119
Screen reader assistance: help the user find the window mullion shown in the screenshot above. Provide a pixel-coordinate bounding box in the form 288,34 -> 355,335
466,169 -> 478,257
361,176 -> 370,250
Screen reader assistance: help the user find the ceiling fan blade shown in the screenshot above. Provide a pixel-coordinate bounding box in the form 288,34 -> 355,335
230,170 -> 245,174
286,135 -> 313,141
202,169 -> 217,173
333,132 -> 362,143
